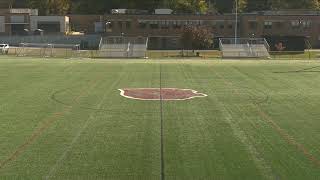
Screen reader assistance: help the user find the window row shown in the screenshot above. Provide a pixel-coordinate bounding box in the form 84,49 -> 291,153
107,20 -> 236,30
249,20 -> 312,30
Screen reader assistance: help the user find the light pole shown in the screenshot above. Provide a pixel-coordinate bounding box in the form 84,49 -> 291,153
234,0 -> 238,44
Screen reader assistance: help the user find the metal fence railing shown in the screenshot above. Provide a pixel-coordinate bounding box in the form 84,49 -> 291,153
219,38 -> 270,58
0,35 -> 101,50
3,47 -> 320,60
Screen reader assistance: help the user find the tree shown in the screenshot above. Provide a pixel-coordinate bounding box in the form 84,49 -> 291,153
280,0 -> 320,9
209,0 -> 246,13
168,0 -> 208,14
48,0 -> 71,15
245,0 -> 271,12
180,26 -> 213,50
245,0 -> 320,12
27,0 -> 71,15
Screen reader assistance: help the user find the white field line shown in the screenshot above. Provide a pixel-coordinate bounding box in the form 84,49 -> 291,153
118,88 -> 208,101
211,71 -> 275,180
45,73 -> 124,180
44,91 -> 108,180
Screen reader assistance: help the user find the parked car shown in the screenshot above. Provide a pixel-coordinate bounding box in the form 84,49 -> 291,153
0,44 -> 9,54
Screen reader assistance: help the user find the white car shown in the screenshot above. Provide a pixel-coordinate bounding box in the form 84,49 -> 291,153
0,44 -> 9,54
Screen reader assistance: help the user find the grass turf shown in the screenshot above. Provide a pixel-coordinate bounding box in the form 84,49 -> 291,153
0,56 -> 319,179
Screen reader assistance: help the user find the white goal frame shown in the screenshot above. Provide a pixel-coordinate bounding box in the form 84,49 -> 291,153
16,43 -> 80,58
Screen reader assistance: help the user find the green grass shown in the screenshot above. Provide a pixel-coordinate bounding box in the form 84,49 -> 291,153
0,56 -> 319,180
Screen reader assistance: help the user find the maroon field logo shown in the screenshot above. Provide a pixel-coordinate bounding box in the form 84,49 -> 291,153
119,88 -> 207,101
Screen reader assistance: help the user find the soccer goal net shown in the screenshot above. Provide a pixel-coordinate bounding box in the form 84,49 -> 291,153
99,36 -> 148,58
16,43 -> 80,58
219,38 -> 270,58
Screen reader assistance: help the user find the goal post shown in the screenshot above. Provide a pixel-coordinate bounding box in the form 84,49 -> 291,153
16,43 -> 80,58
17,43 -> 54,57
99,36 -> 148,58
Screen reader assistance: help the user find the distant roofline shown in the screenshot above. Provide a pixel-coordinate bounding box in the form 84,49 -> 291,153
1,8 -> 320,16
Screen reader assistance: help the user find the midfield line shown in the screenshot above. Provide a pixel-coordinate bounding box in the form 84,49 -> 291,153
159,63 -> 165,180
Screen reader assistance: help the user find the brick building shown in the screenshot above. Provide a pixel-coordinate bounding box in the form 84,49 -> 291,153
1,7 -> 320,50
68,10 -> 320,49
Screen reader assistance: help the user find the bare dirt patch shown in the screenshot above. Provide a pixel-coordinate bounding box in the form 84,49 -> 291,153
119,88 -> 207,101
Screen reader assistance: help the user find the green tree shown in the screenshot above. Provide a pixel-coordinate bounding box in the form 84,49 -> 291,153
280,0 -> 320,9
245,0 -> 271,12
71,0 -> 162,14
168,0 -> 208,14
245,0 -> 320,11
210,0 -> 246,13
48,0 -> 71,15
27,0 -> 71,15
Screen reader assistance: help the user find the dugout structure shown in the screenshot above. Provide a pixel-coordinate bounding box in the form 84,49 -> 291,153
219,38 -> 270,58
99,36 -> 148,58
16,43 -> 80,58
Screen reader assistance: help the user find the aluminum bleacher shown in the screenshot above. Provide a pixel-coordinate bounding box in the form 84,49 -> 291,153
219,38 -> 270,58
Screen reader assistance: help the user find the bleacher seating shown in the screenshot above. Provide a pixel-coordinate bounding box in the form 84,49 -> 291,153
220,38 -> 270,58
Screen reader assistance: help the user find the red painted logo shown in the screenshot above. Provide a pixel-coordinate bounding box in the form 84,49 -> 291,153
119,88 -> 207,101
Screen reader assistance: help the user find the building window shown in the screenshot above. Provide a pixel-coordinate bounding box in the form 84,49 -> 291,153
219,23 -> 224,29
211,21 -> 217,29
125,21 -> 131,29
138,20 -> 147,29
302,20 -> 311,29
203,20 -> 211,26
264,21 -> 272,29
181,21 -> 188,27
10,15 -> 25,23
249,21 -> 257,30
150,21 -> 159,29
291,20 -> 300,29
94,22 -> 104,33
161,21 -> 169,29
228,23 -> 233,29
173,21 -> 181,29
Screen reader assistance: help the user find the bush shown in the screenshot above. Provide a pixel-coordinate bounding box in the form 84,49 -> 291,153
180,26 -> 213,50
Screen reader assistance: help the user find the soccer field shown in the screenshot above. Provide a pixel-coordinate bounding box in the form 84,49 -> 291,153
0,56 -> 319,180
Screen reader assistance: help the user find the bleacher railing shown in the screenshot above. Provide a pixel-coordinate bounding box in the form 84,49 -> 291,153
219,38 -> 270,58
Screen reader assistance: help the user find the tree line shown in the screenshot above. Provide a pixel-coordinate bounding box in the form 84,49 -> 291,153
23,0 -> 320,15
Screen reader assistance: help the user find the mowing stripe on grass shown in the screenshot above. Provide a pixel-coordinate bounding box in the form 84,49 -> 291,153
159,63 -> 165,180
45,69 -> 126,179
181,63 -> 274,180
0,75 -> 102,170
256,107 -> 320,168
231,65 -> 320,168
214,68 -> 320,169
